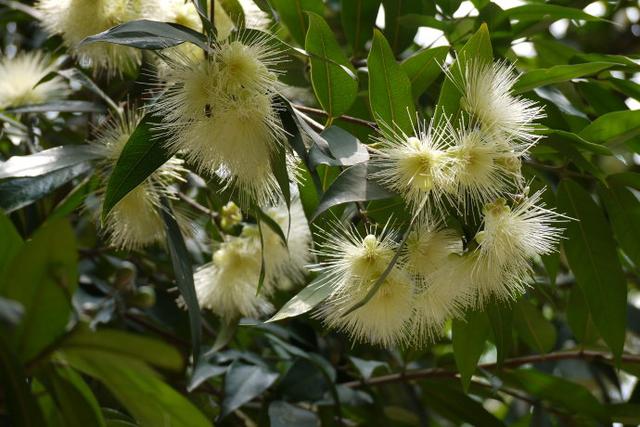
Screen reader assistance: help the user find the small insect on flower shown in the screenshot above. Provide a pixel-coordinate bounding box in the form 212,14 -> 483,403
0,51 -> 68,109
443,123 -> 524,213
93,110 -> 187,250
472,190 -> 566,305
194,237 -> 273,319
445,58 -> 544,147
37,0 -> 142,76
371,119 -> 453,216
153,32 -> 286,206
313,223 -> 415,347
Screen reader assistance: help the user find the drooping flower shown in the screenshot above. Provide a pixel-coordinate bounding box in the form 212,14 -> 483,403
37,0 -> 142,76
153,33 -> 285,205
442,123 -> 523,213
0,51 -> 68,109
194,236 -> 273,319
471,191 -> 566,304
446,58 -> 544,146
371,119 -> 453,215
93,110 -> 186,250
313,223 -> 415,347
240,199 -> 313,291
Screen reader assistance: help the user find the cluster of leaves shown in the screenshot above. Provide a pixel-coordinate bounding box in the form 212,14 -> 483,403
2,0 -> 640,425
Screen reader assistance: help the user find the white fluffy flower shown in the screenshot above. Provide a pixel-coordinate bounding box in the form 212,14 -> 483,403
443,124 -> 523,212
447,58 -> 544,146
0,51 -> 68,109
153,34 -> 285,205
404,222 -> 463,278
93,111 -> 186,250
37,0 -> 142,76
241,199 -> 313,291
313,224 -> 415,347
472,191 -> 565,304
194,237 -> 273,319
372,120 -> 453,215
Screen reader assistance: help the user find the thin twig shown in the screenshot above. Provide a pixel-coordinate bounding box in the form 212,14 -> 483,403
341,349 -> 640,388
292,104 -> 378,130
178,192 -> 218,219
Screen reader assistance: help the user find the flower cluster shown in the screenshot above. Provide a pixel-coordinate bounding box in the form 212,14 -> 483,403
193,200 -> 312,319
92,110 -> 187,250
314,59 -> 565,346
152,32 -> 286,205
0,51 -> 68,109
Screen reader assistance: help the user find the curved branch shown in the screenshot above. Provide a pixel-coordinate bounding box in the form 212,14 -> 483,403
341,349 -> 640,388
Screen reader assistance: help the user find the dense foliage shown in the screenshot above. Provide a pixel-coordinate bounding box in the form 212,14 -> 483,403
1,0 -> 640,425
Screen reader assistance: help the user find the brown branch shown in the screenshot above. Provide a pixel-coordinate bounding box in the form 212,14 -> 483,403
177,192 -> 218,219
292,104 -> 378,130
341,349 -> 640,388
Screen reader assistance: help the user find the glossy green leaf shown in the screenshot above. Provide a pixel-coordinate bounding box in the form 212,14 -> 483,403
382,0 -> 422,54
0,211 -> 22,278
306,13 -> 358,119
367,29 -> 415,133
270,0 -> 324,46
599,181 -> 640,268
500,369 -> 609,422
80,19 -> 209,51
161,199 -> 202,364
501,4 -> 602,22
579,110 -> 640,149
513,299 -> 556,354
0,145 -> 101,179
486,302 -> 512,367
101,114 -> 172,221
267,274 -> 332,322
221,362 -> 279,418
0,162 -> 91,213
269,401 -> 319,427
556,180 -> 627,360
312,162 -> 395,220
2,219 -> 77,362
340,0 -> 381,54
513,62 -> 615,94
60,350 -> 211,427
309,126 -> 369,168
452,309 -> 490,392
566,286 -> 599,345
401,46 -> 449,100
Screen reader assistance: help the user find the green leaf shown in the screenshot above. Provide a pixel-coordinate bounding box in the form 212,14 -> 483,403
0,162 -> 91,213
368,30 -> 415,133
566,286 -> 599,345
513,62 -> 616,94
0,211 -> 22,278
499,369 -> 609,423
435,24 -> 492,122
80,19 -> 209,51
512,299 -> 556,354
101,114 -> 172,221
221,361 -> 279,418
267,274 -> 332,322
486,302 -> 512,367
269,138 -> 292,208
160,199 -> 202,364
312,162 -> 395,220
0,334 -> 45,426
607,403 -> 640,425
599,181 -> 640,268
306,13 -> 358,119
269,401 -> 319,427
6,100 -> 106,114
59,349 -> 211,427
340,0 -> 381,54
579,110 -> 640,149
1,219 -> 77,362
556,180 -> 627,360
40,365 -> 106,427
401,46 -> 449,100
382,0 -> 422,54
452,309 -> 490,392
270,0 -> 324,46
501,4 -> 602,22
0,145 -> 101,179
61,326 -> 183,372
309,126 -> 369,168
